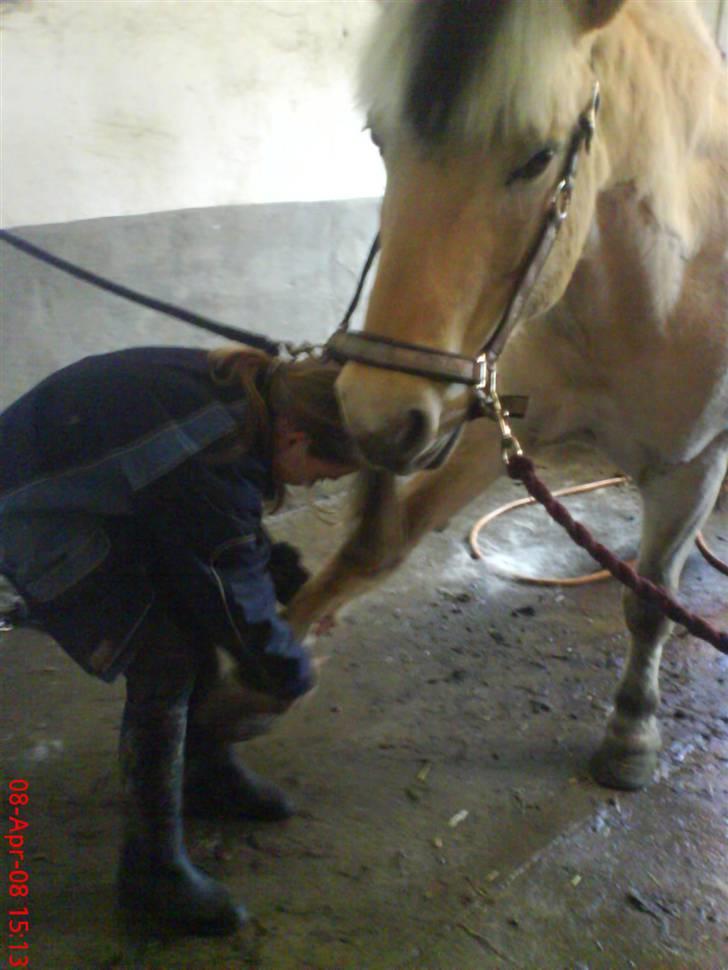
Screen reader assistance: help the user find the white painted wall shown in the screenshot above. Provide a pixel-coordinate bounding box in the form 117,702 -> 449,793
1,0 -> 384,228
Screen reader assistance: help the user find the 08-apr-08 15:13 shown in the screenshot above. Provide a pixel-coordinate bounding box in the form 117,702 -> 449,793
5,779 -> 30,968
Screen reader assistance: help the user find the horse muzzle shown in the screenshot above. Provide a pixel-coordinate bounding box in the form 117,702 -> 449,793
336,364 -> 445,472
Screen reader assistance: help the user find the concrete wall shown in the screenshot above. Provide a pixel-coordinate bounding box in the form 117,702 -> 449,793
0,199 -> 380,411
1,0 -> 383,227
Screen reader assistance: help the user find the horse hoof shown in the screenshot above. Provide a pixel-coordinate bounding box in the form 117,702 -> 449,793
589,742 -> 658,791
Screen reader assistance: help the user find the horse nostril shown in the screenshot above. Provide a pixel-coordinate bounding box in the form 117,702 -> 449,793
394,408 -> 430,460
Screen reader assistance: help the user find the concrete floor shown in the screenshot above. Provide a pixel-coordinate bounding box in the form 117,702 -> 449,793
1,445 -> 727,969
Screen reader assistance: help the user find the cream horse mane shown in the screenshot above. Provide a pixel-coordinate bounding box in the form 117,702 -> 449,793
361,0 -> 583,147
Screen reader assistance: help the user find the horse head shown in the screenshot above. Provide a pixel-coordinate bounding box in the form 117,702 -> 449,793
337,0 -> 626,472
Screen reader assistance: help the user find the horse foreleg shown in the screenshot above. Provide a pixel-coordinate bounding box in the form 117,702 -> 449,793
284,468 -> 403,638
285,420 -> 505,639
591,442 -> 728,790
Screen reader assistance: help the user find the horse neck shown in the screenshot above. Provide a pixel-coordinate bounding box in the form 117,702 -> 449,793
592,0 -> 726,244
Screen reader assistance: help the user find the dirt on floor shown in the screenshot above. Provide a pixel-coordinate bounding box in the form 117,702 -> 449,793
1,445 -> 727,970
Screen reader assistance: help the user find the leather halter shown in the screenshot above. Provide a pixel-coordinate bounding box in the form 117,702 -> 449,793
326,83 -> 601,424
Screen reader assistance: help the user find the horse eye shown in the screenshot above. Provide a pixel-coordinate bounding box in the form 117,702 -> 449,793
507,147 -> 556,185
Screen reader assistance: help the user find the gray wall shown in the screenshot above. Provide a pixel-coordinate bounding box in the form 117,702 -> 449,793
0,198 -> 380,410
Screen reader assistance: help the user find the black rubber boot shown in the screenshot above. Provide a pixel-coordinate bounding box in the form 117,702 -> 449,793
118,615 -> 247,936
184,742 -> 295,821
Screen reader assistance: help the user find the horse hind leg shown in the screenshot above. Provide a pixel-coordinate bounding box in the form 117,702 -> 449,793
591,443 -> 727,790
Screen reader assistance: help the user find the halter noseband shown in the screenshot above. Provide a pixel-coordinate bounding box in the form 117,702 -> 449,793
325,83 -> 601,425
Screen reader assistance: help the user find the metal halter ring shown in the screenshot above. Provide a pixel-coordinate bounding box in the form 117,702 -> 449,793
280,340 -> 325,360
552,179 -> 573,223
485,364 -> 523,464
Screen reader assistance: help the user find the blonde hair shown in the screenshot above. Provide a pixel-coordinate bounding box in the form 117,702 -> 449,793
208,344 -> 359,500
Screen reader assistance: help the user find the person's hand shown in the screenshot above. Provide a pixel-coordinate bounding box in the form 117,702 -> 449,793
269,541 -> 310,605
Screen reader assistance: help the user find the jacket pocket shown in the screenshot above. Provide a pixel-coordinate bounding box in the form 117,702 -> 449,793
0,513 -> 111,603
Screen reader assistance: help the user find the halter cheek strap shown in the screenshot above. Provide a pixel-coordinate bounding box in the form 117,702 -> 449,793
482,82 -> 600,366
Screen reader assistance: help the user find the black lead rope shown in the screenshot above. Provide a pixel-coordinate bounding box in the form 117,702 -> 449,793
0,228 -> 281,356
336,233 -> 380,332
0,227 -> 380,356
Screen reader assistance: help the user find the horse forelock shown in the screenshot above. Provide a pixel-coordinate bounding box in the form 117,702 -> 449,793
405,0 -> 505,142
359,0 -> 582,148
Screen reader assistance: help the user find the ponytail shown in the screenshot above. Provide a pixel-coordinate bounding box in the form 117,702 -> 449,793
208,345 -> 360,498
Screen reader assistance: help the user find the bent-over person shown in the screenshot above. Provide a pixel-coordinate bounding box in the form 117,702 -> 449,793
0,344 -> 359,935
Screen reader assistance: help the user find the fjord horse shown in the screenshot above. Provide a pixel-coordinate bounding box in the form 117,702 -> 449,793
287,0 -> 728,790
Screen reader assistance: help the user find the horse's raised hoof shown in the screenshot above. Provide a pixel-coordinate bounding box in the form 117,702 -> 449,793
589,741 -> 659,791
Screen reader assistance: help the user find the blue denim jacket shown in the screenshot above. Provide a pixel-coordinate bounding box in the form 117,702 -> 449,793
0,347 -> 312,696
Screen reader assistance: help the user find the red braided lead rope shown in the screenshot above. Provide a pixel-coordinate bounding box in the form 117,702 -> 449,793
506,453 -> 728,655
